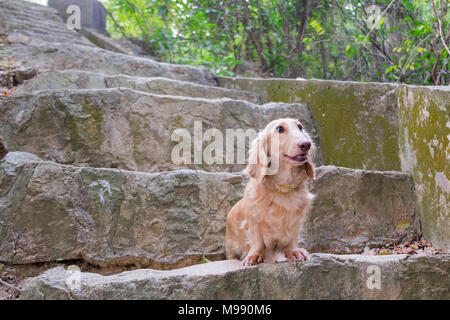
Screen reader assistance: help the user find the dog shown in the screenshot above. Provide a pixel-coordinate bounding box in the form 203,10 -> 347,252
225,118 -> 315,266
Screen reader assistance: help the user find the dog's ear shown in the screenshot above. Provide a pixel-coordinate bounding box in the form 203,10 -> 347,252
246,131 -> 271,182
305,161 -> 315,180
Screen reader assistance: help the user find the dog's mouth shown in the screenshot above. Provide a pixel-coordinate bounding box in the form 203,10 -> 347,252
284,153 -> 308,162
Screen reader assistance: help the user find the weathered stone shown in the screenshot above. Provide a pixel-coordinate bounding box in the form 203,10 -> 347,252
218,77 -> 400,171
10,41 -> 217,85
218,77 -> 450,253
0,89 -> 317,172
19,254 -> 450,300
0,1 -> 93,47
0,152 -> 418,267
0,152 -> 244,267
11,68 -> 38,86
0,0 -> 217,86
0,0 -> 67,24
0,0 -> 447,302
397,85 -> 450,250
21,70 -> 262,104
78,28 -> 141,55
302,166 -> 420,253
0,142 -> 7,160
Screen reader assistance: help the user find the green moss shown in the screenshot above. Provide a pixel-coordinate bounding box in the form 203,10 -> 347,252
219,77 -> 449,248
173,114 -> 185,128
81,100 -> 104,150
53,98 -> 104,152
398,86 -> 450,249
264,80 -> 400,170
66,113 -> 82,150
129,118 -> 144,168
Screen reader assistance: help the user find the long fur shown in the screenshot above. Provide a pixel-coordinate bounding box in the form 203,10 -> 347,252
225,118 -> 315,265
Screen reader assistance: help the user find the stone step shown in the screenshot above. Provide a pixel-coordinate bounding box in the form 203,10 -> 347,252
0,2 -> 94,47
0,152 -> 419,268
0,0 -> 69,28
0,88 -> 318,172
21,70 -> 262,104
1,0 -> 217,86
19,254 -> 450,299
1,18 -> 93,48
8,41 -> 217,86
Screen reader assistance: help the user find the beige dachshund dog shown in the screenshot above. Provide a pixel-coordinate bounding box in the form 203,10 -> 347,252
226,118 -> 315,266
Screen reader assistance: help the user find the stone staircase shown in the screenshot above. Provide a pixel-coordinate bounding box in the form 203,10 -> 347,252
0,0 -> 448,299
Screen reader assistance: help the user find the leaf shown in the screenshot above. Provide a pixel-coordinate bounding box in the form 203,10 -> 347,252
200,256 -> 211,264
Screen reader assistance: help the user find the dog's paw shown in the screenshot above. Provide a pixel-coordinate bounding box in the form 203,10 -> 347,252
284,248 -> 309,262
242,253 -> 264,266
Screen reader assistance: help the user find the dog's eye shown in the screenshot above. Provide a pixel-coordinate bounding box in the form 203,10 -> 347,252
276,126 -> 285,133
298,124 -> 303,131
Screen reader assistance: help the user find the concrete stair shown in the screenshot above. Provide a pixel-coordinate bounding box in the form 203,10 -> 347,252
0,0 -> 448,300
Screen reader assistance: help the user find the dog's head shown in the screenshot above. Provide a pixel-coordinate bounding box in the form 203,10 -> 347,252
246,118 -> 315,182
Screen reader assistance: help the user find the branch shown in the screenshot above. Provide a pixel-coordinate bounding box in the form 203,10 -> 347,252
105,10 -> 135,44
295,0 -> 309,54
0,278 -> 21,292
366,0 -> 397,39
431,0 -> 450,56
343,56 -> 385,82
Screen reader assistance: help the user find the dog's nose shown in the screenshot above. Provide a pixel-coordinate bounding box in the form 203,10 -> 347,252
298,141 -> 311,152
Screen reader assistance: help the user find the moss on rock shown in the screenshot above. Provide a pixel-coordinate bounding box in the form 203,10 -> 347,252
398,85 -> 450,250
218,77 -> 400,171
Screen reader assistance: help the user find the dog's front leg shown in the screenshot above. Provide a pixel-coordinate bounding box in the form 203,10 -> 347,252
284,246 -> 309,262
242,225 -> 264,266
284,236 -> 309,262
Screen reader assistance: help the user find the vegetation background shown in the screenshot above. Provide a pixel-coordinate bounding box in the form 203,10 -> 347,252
29,0 -> 450,85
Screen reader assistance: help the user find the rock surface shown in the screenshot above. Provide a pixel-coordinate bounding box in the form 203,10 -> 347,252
218,77 -> 400,171
218,77 -> 450,254
0,152 -> 419,267
0,0 -> 217,86
1,0 -> 448,301
398,85 -> 450,251
0,152 -> 243,267
0,89 -> 317,172
20,254 -> 450,300
0,0 -> 92,47
21,70 -> 261,104
302,166 -> 420,253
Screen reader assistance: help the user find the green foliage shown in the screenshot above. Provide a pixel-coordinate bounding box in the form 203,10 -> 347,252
104,0 -> 449,85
